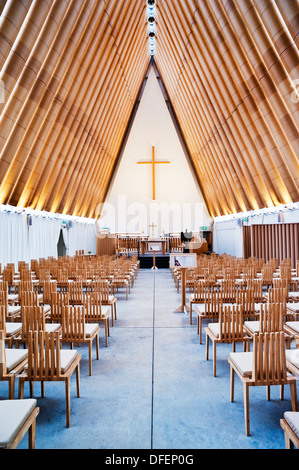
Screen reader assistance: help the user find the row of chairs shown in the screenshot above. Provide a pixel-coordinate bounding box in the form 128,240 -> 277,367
172,254 -> 299,439
0,254 -> 140,439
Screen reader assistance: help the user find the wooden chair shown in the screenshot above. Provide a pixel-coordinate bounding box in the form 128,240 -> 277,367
18,330 -> 81,427
111,271 -> 130,300
95,280 -> 117,327
16,306 -> 61,348
61,306 -> 100,376
284,321 -> 299,343
189,281 -> 208,325
243,303 -> 292,345
68,281 -> 84,305
235,289 -> 259,321
228,332 -> 298,435
50,291 -> 69,324
40,280 -> 57,305
196,288 -> 222,344
0,290 -> 21,321
84,292 -> 110,347
0,399 -> 39,449
280,412 -> 299,449
0,330 -> 28,399
0,305 -> 22,347
205,305 -> 250,377
219,279 -> 237,303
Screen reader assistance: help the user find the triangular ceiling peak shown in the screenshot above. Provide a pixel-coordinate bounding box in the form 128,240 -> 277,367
100,62 -> 212,235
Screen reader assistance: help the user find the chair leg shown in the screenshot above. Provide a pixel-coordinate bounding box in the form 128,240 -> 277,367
65,377 -> 71,428
18,377 -> 25,399
243,382 -> 250,436
8,376 -> 15,399
206,333 -> 209,360
213,341 -> 217,377
96,334 -> 100,360
266,385 -> 270,401
105,321 -> 108,347
76,363 -> 80,398
190,304 -> 193,325
199,317 -> 203,344
230,366 -> 235,402
290,381 -> 298,411
28,418 -> 36,449
89,341 -> 92,376
41,380 -> 45,398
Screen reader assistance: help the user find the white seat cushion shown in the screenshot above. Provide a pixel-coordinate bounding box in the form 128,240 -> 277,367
286,349 -> 299,369
288,292 -> 299,299
102,307 -> 110,317
228,351 -> 253,377
196,304 -> 206,314
85,323 -> 100,337
244,321 -> 259,334
45,323 -> 61,333
254,303 -> 264,313
5,349 -> 28,373
0,399 -> 37,448
284,412 -> 299,438
5,323 -> 22,337
43,305 -> 51,314
7,306 -> 21,316
207,322 -> 220,338
286,321 -> 299,334
287,303 -> 299,314
60,349 -> 79,373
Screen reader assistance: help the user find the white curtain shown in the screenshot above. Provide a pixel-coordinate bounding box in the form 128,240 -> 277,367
28,216 -> 61,261
0,211 -> 29,268
0,211 -> 96,269
68,222 -> 96,256
213,219 -> 243,257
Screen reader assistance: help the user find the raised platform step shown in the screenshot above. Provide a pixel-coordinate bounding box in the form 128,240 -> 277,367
138,255 -> 170,269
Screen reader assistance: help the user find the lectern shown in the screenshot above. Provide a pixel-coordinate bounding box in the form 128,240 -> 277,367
170,253 -> 197,313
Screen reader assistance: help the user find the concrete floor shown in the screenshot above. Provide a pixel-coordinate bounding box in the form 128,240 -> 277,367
1,268 -> 296,450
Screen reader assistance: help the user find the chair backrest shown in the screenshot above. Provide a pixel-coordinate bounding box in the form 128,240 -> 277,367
50,291 -> 69,323
0,290 -> 8,313
0,330 -> 7,376
84,292 -> 103,321
61,306 -> 86,342
219,280 -> 237,302
26,330 -> 62,380
267,287 -> 287,306
68,281 -> 83,305
0,281 -> 8,292
218,305 -> 245,342
235,289 -> 255,315
252,332 -> 287,385
193,282 -> 209,301
0,306 -> 6,336
21,306 -> 46,340
20,291 -> 39,307
93,280 -> 110,303
259,303 -> 284,333
246,279 -> 263,301
204,289 -> 222,317
41,281 -> 57,304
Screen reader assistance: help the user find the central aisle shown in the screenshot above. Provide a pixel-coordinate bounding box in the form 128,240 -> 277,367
15,268 -> 293,449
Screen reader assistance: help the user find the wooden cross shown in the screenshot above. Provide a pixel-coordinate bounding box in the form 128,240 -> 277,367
137,146 -> 170,200
149,221 -> 157,239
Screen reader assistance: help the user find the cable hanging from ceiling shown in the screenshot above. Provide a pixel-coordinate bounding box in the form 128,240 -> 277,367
147,0 -> 156,56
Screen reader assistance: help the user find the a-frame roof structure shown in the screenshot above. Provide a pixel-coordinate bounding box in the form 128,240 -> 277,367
0,0 -> 298,218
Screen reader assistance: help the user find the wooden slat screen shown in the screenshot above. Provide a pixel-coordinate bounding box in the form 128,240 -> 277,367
243,223 -> 299,268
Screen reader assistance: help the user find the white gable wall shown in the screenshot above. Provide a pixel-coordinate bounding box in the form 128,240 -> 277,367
100,67 -> 212,237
